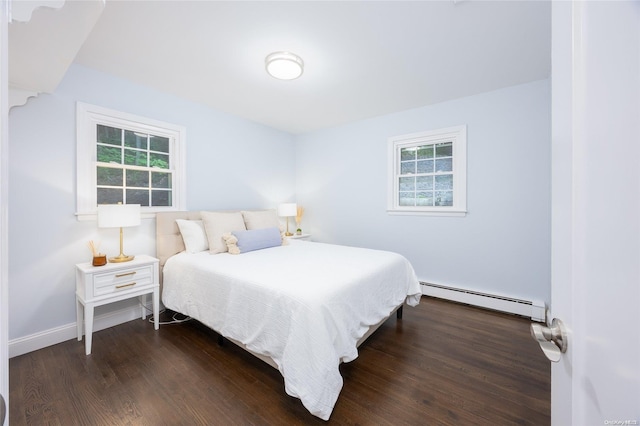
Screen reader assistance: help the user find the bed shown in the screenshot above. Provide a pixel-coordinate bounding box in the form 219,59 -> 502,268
156,210 -> 421,420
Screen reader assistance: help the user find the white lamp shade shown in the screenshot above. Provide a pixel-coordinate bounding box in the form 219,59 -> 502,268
97,204 -> 141,228
277,203 -> 297,217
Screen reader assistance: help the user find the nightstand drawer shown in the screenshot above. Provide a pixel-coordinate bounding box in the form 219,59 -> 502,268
93,265 -> 154,296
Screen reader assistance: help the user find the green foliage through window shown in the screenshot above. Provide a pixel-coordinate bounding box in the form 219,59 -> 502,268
398,141 -> 454,207
96,124 -> 173,206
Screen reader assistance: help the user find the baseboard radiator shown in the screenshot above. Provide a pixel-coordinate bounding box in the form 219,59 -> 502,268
420,282 -> 546,322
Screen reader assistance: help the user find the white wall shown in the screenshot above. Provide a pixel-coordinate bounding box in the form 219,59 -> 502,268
7,65 -> 551,353
8,64 -> 295,344
295,79 -> 551,304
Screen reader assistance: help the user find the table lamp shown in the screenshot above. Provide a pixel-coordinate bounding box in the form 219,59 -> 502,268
278,203 -> 297,236
97,203 -> 141,262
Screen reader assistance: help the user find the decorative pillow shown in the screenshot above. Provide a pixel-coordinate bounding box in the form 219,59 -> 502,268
201,211 -> 247,254
242,209 -> 279,230
222,227 -> 282,255
175,219 -> 209,253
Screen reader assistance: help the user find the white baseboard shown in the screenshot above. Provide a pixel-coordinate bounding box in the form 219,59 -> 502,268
421,282 -> 546,322
9,301 -> 153,358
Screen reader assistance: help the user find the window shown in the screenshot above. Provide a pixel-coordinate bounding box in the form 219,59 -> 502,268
387,125 -> 467,216
76,102 -> 186,218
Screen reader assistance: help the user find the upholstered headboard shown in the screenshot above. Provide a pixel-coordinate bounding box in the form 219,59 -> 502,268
156,210 -> 202,268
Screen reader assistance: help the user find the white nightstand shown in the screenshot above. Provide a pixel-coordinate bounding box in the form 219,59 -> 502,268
288,233 -> 311,241
76,254 -> 160,355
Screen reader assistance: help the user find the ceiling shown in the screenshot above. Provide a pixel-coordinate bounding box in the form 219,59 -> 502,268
18,1 -> 552,134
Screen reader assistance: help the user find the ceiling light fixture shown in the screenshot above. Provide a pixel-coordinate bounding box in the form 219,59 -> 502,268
265,51 -> 304,80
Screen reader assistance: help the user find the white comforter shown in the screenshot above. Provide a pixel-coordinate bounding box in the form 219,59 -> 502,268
162,240 -> 421,420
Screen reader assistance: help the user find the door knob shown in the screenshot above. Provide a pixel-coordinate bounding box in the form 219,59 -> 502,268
530,318 -> 567,362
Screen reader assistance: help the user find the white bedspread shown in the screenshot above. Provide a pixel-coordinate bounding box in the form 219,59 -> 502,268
162,240 -> 421,420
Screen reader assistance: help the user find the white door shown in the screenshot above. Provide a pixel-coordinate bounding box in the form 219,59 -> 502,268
550,1 -> 640,424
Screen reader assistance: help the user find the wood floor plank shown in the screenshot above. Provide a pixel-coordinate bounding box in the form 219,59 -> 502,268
9,297 -> 550,425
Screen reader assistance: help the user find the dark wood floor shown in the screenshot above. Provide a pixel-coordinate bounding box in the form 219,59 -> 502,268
9,297 -> 550,425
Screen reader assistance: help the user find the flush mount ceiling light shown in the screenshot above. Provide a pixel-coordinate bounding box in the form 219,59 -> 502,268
265,51 -> 304,80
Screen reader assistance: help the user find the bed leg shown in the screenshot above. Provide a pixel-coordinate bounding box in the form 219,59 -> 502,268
217,334 -> 225,346
396,305 -> 403,319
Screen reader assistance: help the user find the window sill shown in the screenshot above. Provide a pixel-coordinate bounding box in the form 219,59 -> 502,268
387,209 -> 467,217
76,211 -> 164,221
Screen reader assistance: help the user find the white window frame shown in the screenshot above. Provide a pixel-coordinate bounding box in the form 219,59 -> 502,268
387,125 -> 467,217
76,102 -> 186,220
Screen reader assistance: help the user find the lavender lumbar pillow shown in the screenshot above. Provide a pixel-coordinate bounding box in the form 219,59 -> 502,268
222,227 -> 282,254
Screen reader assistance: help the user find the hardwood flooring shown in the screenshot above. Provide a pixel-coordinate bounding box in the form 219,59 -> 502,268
9,297 -> 550,425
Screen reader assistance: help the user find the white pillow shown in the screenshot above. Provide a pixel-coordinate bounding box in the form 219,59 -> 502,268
242,209 -> 279,230
175,219 -> 209,253
201,211 -> 247,254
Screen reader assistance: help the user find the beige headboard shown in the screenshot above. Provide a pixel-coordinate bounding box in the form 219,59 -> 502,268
156,210 -> 202,268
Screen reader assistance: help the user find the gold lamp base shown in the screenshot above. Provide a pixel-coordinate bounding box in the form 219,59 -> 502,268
108,226 -> 135,263
285,217 -> 293,236
109,254 -> 135,263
